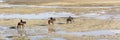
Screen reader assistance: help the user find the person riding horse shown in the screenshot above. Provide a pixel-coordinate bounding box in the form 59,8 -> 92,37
17,20 -> 26,29
48,17 -> 56,32
17,20 -> 26,36
48,17 -> 56,25
66,16 -> 73,23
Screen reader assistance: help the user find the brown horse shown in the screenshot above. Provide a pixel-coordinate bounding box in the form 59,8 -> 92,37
17,20 -> 26,29
66,16 -> 73,23
48,17 -> 56,25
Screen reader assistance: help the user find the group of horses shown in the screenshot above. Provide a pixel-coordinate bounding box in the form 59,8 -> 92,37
17,16 -> 73,31
17,16 -> 74,30
48,16 -> 74,25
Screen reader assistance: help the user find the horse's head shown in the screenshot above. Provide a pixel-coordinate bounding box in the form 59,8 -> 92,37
20,20 -> 23,22
20,20 -> 26,24
22,21 -> 26,24
50,17 -> 53,20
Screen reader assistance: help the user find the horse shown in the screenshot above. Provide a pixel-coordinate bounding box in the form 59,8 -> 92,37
48,17 -> 56,25
17,20 -> 26,36
17,20 -> 26,29
66,16 -> 73,23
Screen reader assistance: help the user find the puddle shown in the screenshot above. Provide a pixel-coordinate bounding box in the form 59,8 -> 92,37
0,12 -> 77,19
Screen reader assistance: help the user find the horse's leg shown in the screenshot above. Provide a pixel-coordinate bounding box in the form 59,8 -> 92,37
22,25 -> 26,36
52,21 -> 54,25
67,20 -> 70,23
48,22 -> 50,25
71,19 -> 74,22
17,25 -> 19,29
22,25 -> 24,30
70,20 -> 72,23
66,20 -> 69,24
17,25 -> 22,30
17,25 -> 23,36
48,20 -> 51,25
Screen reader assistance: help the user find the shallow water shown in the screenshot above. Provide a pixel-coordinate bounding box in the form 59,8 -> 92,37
0,26 -> 66,40
0,4 -> 120,8
56,30 -> 120,36
29,35 -> 66,40
0,12 -> 77,19
0,12 -> 120,20
79,13 -> 120,20
97,39 -> 109,40
0,26 -> 120,40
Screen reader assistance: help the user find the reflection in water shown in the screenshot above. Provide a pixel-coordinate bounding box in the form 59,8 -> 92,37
17,28 -> 27,37
16,28 -> 29,40
48,25 -> 55,33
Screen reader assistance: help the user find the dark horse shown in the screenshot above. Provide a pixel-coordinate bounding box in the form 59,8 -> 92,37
48,17 -> 56,25
66,16 -> 73,23
17,20 -> 26,29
